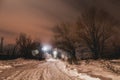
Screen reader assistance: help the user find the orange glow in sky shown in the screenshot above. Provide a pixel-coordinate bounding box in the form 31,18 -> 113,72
0,0 -> 120,44
0,0 -> 80,44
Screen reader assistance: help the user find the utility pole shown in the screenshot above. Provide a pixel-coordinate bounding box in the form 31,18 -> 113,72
0,37 -> 4,53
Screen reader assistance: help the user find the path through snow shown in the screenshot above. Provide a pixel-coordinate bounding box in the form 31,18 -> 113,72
0,59 -> 101,80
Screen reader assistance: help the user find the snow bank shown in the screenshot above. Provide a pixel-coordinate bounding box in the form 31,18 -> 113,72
53,59 -> 101,80
46,58 -> 58,62
0,65 -> 12,69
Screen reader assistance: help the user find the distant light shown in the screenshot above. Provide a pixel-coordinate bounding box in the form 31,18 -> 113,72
53,48 -> 58,58
53,51 -> 57,55
32,50 -> 39,56
42,46 -> 48,52
42,45 -> 52,52
53,50 -> 58,58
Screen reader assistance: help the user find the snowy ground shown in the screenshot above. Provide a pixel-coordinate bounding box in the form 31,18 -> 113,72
69,59 -> 120,80
0,58 -> 119,80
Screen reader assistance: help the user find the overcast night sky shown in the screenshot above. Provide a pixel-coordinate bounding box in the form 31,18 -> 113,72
0,0 -> 120,44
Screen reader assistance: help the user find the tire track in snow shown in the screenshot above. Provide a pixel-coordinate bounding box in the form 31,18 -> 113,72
0,59 -> 100,80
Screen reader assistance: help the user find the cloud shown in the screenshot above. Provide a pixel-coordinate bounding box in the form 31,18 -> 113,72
0,28 -> 16,36
99,0 -> 120,21
0,0 -> 81,44
0,0 -> 119,44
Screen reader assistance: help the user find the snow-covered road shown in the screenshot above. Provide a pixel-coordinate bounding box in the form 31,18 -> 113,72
0,59 -> 101,80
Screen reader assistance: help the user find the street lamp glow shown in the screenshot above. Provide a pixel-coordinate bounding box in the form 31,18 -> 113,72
42,46 -> 48,52
42,45 -> 52,52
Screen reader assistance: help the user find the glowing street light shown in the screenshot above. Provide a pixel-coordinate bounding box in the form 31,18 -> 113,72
42,46 -> 48,52
42,45 -> 52,59
42,45 -> 52,52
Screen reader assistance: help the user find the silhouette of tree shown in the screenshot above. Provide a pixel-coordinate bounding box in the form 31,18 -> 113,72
16,33 -> 43,59
16,33 -> 33,58
53,23 -> 78,64
76,7 -> 117,59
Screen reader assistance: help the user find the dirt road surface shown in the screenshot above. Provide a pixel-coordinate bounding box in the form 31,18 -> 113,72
0,59 -> 100,80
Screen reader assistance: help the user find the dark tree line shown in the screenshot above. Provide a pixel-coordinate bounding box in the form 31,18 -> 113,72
0,33 -> 43,60
76,7 -> 117,59
52,6 -> 120,63
16,33 -> 33,58
16,33 -> 43,59
53,23 -> 78,64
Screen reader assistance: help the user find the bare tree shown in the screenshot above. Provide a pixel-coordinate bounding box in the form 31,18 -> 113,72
53,23 -> 78,64
76,7 -> 117,59
52,6 -> 118,61
16,33 -> 33,58
16,33 -> 43,59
